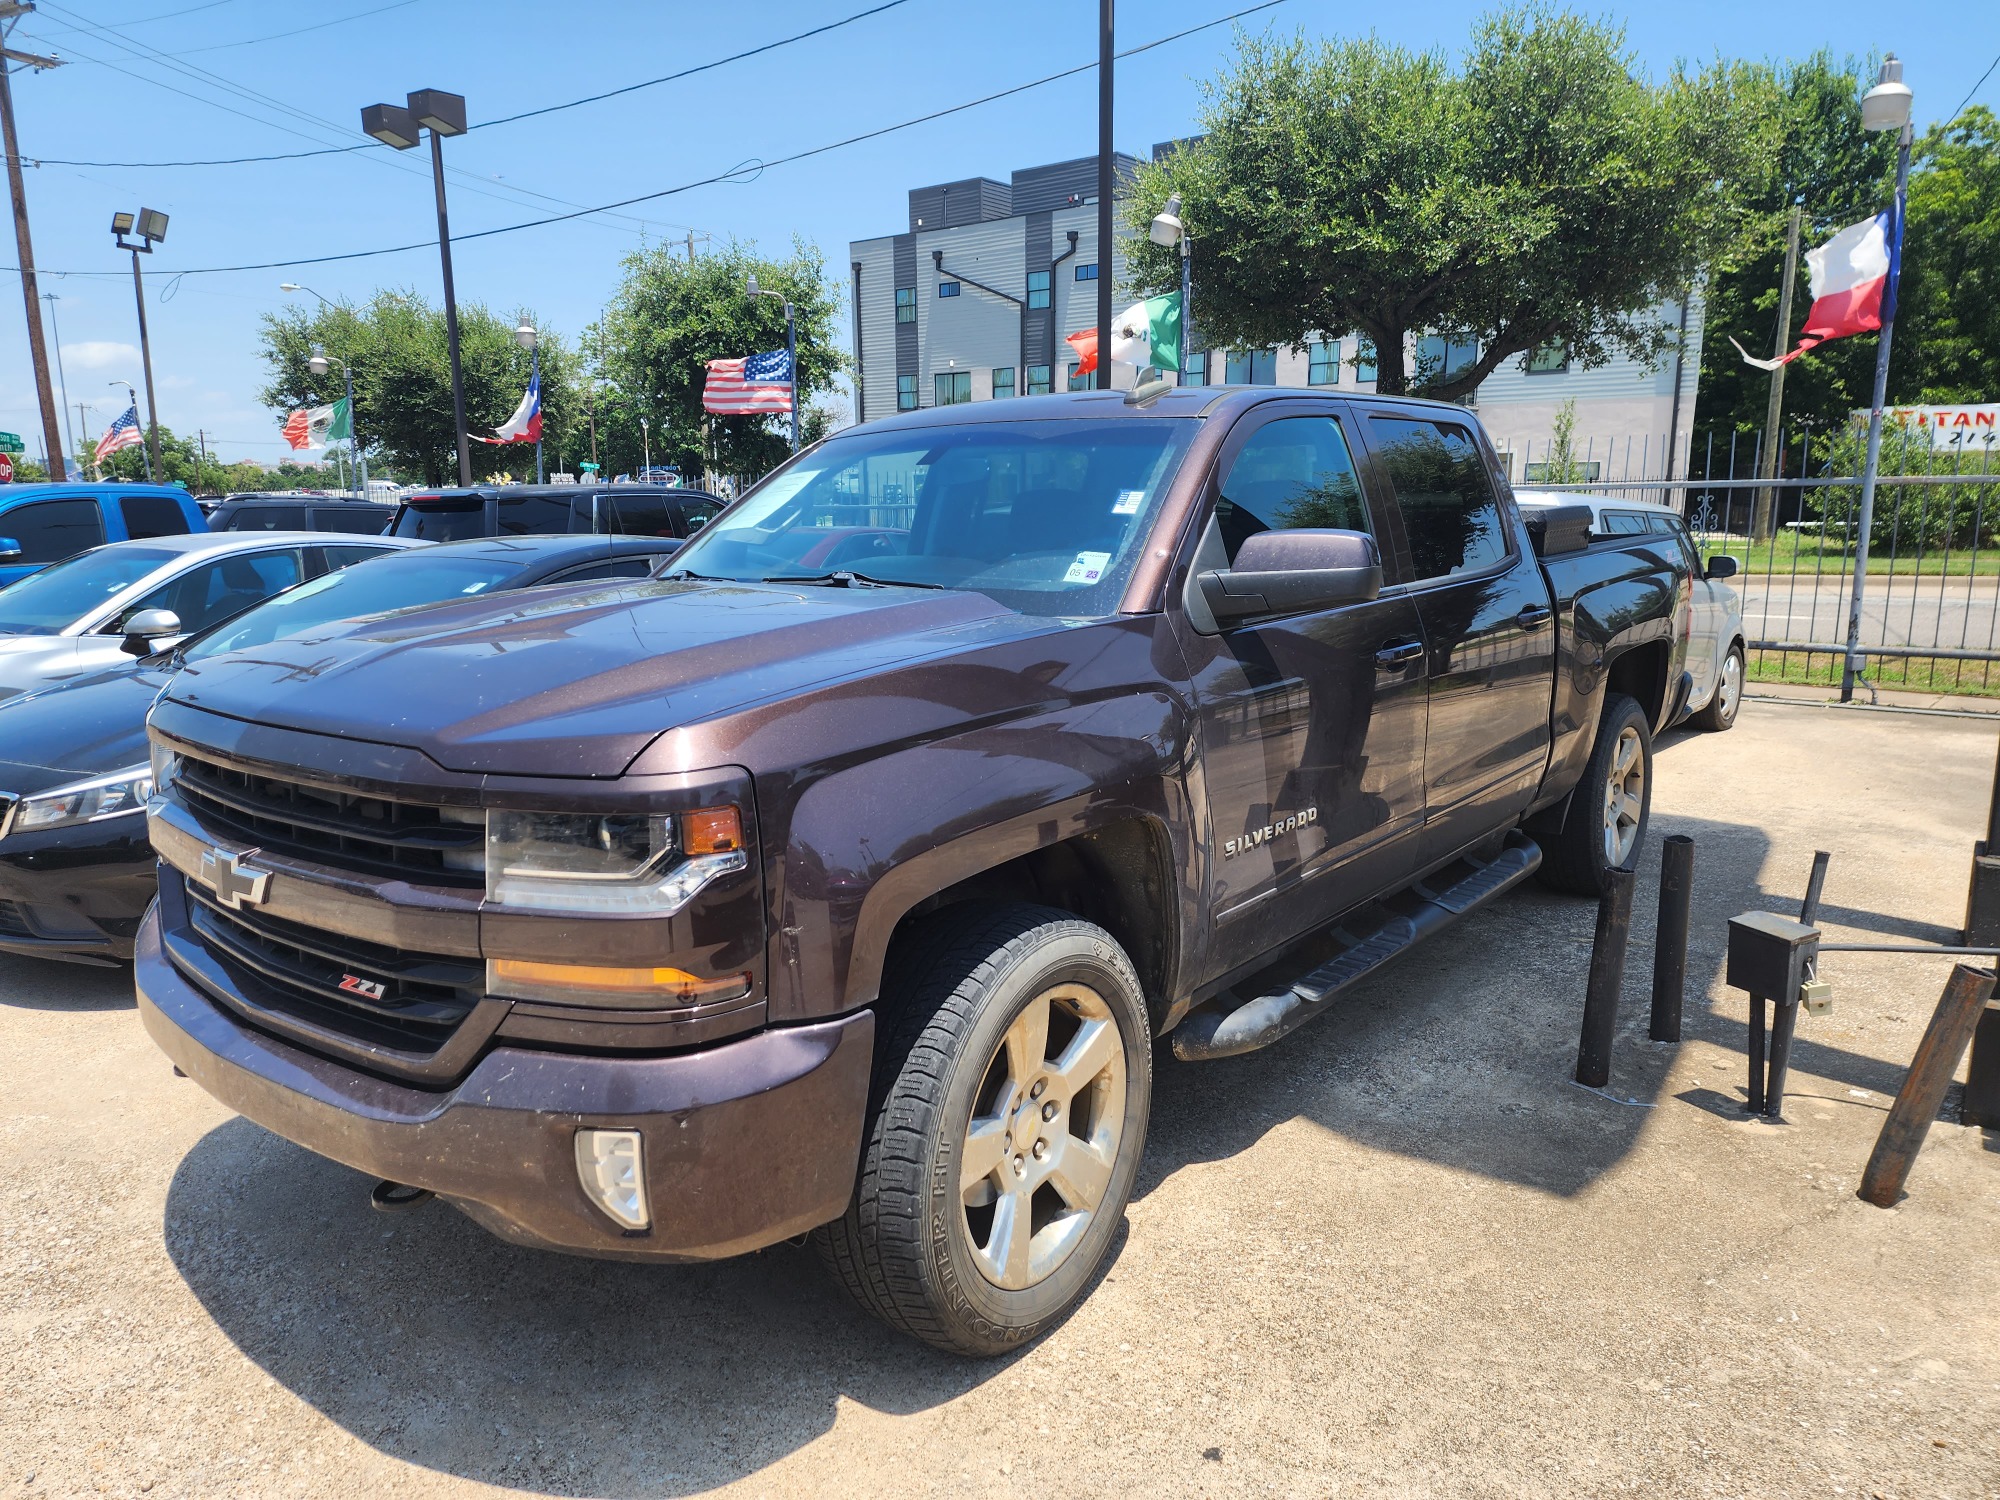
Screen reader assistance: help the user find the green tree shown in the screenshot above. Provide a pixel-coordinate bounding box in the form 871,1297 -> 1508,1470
1692,53 -> 1898,452
1898,106 -> 2000,405
1125,8 -> 1774,400
596,238 -> 844,481
258,290 -> 581,487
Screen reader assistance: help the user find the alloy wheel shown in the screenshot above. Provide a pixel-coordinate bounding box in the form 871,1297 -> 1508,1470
1601,724 -> 1646,868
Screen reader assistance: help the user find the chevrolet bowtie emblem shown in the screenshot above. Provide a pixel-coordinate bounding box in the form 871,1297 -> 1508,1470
198,847 -> 273,910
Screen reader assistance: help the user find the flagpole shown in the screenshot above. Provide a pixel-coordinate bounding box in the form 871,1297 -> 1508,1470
532,341 -> 544,484
785,299 -> 799,454
1839,83 -> 1915,704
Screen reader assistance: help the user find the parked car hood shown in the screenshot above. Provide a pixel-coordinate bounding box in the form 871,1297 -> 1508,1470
0,661 -> 167,799
0,636 -> 104,703
162,579 -> 1054,777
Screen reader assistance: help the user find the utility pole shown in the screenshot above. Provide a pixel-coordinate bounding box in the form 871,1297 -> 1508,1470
0,5 -> 67,478
1095,0 -> 1114,391
196,427 -> 207,490
1752,202 -> 1803,543
73,400 -> 90,476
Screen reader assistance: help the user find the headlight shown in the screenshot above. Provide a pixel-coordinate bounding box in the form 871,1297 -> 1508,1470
486,805 -> 748,915
148,742 -> 181,802
8,763 -> 155,836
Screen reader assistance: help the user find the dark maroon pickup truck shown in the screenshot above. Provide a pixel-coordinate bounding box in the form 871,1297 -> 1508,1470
136,387 -> 1691,1354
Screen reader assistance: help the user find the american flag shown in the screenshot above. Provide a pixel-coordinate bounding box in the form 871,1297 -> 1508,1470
96,404 -> 143,459
703,349 -> 794,415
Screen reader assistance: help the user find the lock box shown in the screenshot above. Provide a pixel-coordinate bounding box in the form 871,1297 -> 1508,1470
1726,911 -> 1821,1002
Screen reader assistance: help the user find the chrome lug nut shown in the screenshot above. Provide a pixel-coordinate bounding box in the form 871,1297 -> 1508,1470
1041,1101 -> 1058,1122
1032,1139 -> 1048,1160
1029,1079 -> 1046,1099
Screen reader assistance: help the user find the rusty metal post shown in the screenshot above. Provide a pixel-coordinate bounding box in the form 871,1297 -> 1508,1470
1650,835 -> 1693,1042
1747,994 -> 1767,1113
1858,964 -> 1996,1207
1575,865 -> 1635,1088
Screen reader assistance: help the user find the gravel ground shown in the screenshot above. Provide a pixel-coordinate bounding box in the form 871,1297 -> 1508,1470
4,702 -> 1997,1499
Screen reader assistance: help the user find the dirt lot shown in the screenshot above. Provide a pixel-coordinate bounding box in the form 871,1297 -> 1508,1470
4,701 -> 1997,1499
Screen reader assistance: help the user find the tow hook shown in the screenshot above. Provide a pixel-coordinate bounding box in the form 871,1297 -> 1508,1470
369,1179 -> 435,1213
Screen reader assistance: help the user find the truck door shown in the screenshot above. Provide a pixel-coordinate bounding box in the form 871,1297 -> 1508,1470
1176,403 -> 1430,978
1358,411 -> 1556,865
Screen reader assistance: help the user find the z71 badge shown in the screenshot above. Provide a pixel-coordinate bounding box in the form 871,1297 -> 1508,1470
1223,806 -> 1319,858
337,973 -> 388,1001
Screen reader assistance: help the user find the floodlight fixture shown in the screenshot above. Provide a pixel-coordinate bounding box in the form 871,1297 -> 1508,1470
109,211 -> 134,236
360,102 -> 421,150
136,208 -> 168,243
406,88 -> 466,137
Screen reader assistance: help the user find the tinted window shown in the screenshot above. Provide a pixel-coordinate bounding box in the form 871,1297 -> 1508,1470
114,549 -> 303,635
548,557 -> 655,583
496,493 -> 577,536
0,545 -> 176,633
678,497 -> 722,532
316,506 -> 392,535
1370,418 -> 1509,580
3,498 -> 104,564
120,494 -> 190,539
317,544 -> 396,571
1213,415 -> 1370,565
606,493 -> 677,538
1600,511 -> 1652,535
227,504 -> 307,531
392,497 -> 486,541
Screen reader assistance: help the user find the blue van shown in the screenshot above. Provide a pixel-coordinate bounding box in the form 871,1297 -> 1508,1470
0,484 -> 206,587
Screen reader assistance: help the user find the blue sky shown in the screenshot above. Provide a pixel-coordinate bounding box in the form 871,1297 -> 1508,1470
1,0 -> 1990,467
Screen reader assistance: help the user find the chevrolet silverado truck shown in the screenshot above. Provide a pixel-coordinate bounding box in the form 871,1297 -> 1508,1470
136,387 -> 1692,1355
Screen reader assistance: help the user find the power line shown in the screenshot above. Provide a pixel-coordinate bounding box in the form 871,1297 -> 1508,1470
15,0 -> 918,168
55,0 -> 422,61
1948,52 -> 2000,124
9,0 -> 1287,280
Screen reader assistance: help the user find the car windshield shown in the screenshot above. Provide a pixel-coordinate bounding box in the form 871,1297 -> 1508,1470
0,546 -> 180,635
667,418 -> 1197,615
182,552 -> 525,661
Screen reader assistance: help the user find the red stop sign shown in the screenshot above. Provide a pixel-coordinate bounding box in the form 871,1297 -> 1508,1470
0,453 -> 14,483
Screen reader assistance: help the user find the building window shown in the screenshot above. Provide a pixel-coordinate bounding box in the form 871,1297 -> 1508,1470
1356,337 -> 1377,383
934,370 -> 971,406
1526,342 -> 1569,374
1075,262 -> 1098,281
1181,351 -> 1207,387
1418,335 -> 1478,380
1067,361 -> 1092,391
1308,340 -> 1342,386
895,287 -> 916,324
896,374 -> 918,411
937,281 -> 960,298
1026,363 -> 1052,396
1027,271 -> 1051,310
991,367 -> 1016,399
1225,348 -> 1277,385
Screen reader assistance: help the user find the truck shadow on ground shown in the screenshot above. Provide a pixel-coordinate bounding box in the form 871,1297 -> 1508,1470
158,790 -> 1937,1494
0,950 -> 133,1011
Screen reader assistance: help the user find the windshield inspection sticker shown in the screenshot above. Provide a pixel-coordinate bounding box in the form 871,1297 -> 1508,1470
1111,489 -> 1146,515
1065,551 -> 1112,584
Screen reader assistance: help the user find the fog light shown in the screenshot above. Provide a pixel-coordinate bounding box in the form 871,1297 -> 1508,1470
575,1128 -> 649,1231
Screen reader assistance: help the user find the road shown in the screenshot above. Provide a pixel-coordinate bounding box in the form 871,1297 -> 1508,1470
4,706 -> 1998,1497
1738,571 -> 2000,652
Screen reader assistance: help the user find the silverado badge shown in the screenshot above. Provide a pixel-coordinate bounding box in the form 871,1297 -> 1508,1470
197,847 -> 273,911
1223,806 -> 1319,858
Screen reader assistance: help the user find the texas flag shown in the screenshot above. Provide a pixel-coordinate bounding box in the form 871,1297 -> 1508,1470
469,368 -> 542,445
1733,209 -> 1903,370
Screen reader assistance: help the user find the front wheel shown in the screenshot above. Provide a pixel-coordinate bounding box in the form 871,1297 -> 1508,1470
1537,692 -> 1653,896
814,904 -> 1152,1356
1692,642 -> 1744,731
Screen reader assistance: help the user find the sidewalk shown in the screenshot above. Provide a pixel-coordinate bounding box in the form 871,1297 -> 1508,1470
1750,680 -> 2000,716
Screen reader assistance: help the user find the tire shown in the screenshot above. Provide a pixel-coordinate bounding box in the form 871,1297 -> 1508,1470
1536,692 -> 1653,896
813,903 -> 1153,1356
1691,642 -> 1745,732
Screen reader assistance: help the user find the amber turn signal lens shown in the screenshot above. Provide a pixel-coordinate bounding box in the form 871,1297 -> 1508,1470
489,958 -> 750,1003
681,805 -> 742,856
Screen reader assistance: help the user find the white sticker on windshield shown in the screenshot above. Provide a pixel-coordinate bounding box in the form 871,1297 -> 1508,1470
1064,551 -> 1112,585
1112,489 -> 1146,515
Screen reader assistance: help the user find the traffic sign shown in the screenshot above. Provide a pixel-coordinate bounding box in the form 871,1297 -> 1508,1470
0,431 -> 24,455
0,453 -> 14,483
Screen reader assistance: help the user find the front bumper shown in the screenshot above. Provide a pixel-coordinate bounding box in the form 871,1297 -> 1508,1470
0,815 -> 154,965
136,907 -> 875,1262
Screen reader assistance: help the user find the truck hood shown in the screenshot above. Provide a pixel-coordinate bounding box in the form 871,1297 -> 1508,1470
162,579 -> 1048,776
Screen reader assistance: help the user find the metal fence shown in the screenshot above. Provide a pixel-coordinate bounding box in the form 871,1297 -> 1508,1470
1517,424 -> 2000,697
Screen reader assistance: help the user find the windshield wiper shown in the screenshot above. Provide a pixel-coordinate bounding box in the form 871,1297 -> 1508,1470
658,567 -> 733,582
759,570 -> 946,590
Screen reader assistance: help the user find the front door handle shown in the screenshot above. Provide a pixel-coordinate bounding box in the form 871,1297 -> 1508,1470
1376,639 -> 1423,671
1517,604 -> 1554,630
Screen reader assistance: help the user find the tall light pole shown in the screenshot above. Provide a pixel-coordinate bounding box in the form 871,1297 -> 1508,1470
40,290 -> 74,476
1149,192 -> 1192,384
514,317 -> 543,484
284,284 -> 367,499
362,90 -> 470,485
1840,54 -> 1915,704
111,208 -> 167,481
639,415 -> 650,479
1096,0 -> 1114,391
746,272 -> 800,453
108,379 -> 149,480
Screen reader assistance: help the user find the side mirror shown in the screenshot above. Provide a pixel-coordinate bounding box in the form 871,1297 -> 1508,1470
119,607 -> 183,657
0,537 -> 20,564
1197,528 -> 1382,623
1705,553 -> 1738,581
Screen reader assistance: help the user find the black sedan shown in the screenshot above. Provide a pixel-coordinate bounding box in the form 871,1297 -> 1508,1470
0,533 -> 683,964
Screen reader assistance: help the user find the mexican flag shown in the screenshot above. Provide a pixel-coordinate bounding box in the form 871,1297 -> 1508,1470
1066,293 -> 1183,375
281,397 -> 350,450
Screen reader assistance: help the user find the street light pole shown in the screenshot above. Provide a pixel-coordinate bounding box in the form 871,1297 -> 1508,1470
1150,193 -> 1192,384
291,286 -> 367,499
1096,0 -> 1114,391
111,211 -> 170,482
746,273 -> 801,453
641,416 -> 649,479
41,291 -> 74,476
109,379 -> 149,481
513,318 -> 542,484
1840,55 -> 1915,704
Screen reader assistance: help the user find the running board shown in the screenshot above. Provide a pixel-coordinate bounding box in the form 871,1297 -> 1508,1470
1171,832 -> 1543,1062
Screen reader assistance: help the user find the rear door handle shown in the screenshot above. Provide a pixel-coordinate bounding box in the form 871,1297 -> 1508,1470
1376,639 -> 1423,670
1517,604 -> 1554,630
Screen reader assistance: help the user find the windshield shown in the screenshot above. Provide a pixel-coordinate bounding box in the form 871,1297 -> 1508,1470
667,418 -> 1196,615
0,546 -> 179,635
183,552 -> 525,661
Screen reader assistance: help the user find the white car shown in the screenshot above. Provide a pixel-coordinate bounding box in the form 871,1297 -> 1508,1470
0,531 -> 419,701
1516,492 -> 1745,731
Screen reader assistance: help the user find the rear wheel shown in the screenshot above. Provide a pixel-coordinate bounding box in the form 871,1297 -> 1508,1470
1537,692 -> 1653,896
1692,642 -> 1744,731
814,904 -> 1152,1356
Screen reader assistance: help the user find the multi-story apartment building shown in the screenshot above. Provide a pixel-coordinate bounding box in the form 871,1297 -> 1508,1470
849,151 -> 1704,482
